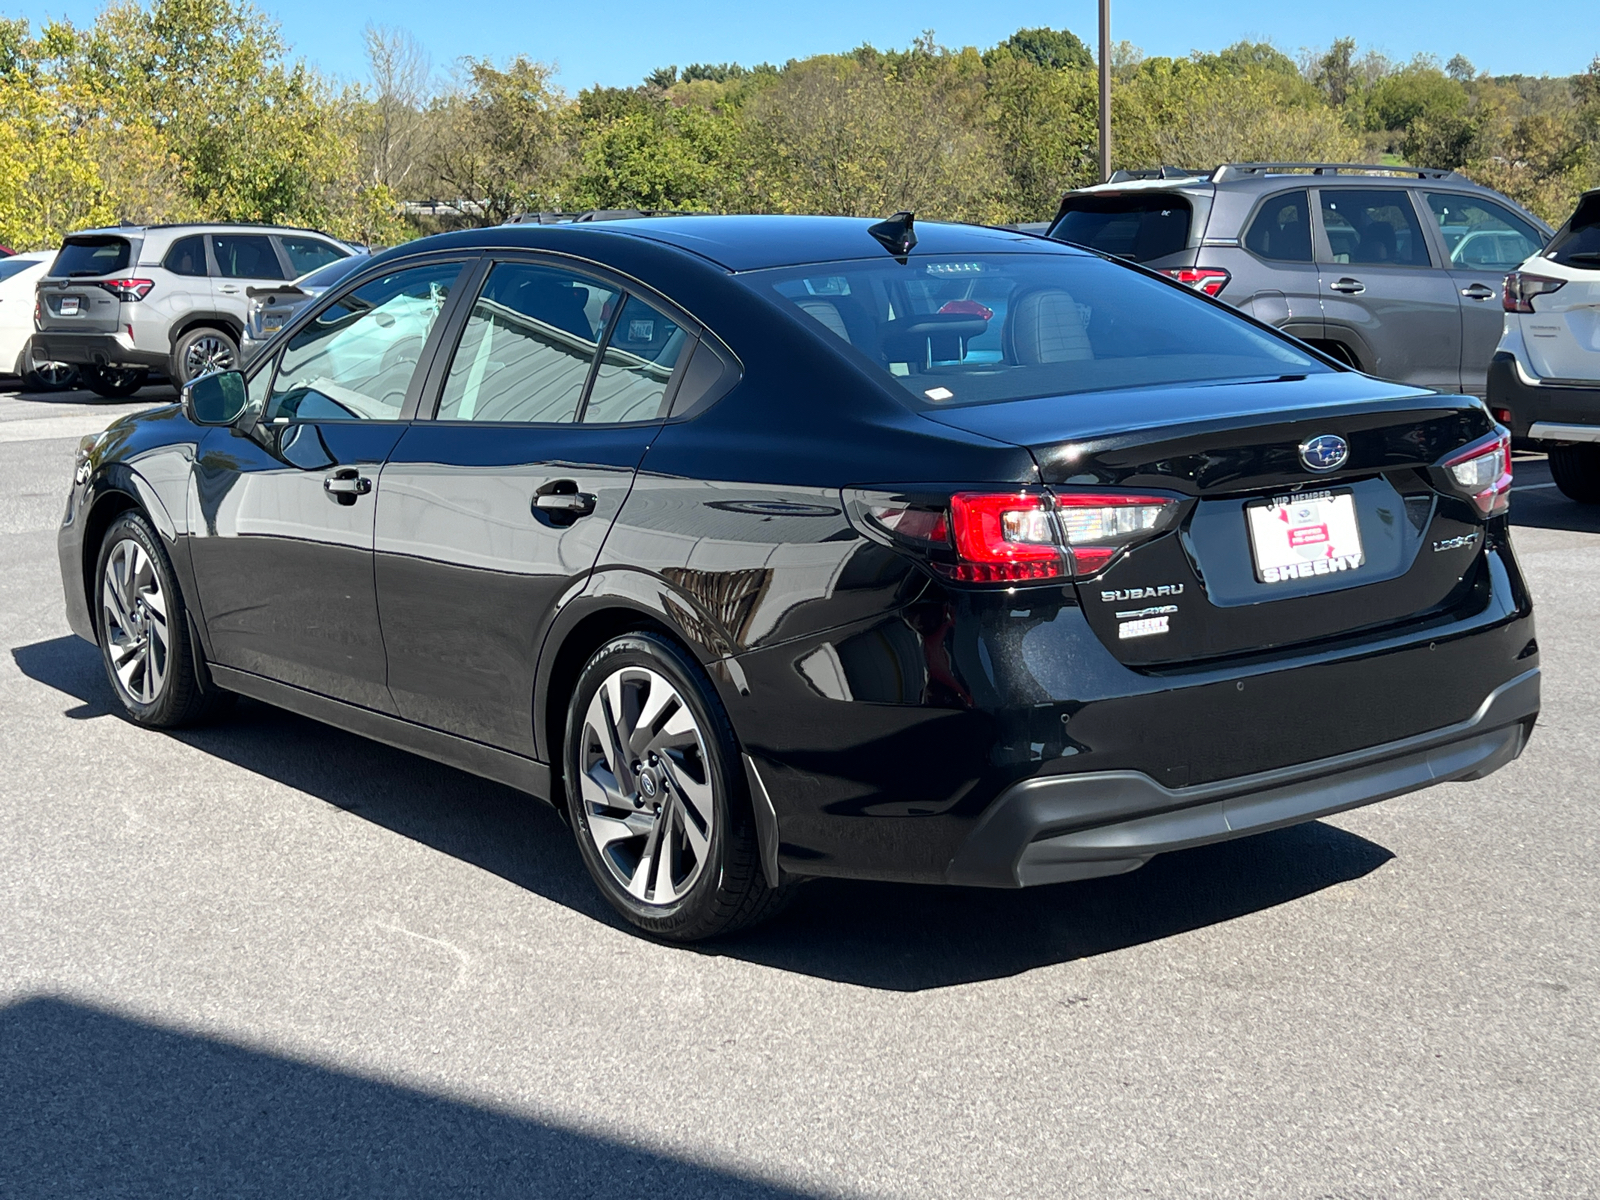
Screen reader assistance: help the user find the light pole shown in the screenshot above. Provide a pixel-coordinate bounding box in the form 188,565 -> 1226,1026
1098,0 -> 1112,182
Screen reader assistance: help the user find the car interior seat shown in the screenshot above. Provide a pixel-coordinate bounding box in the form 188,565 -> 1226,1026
1352,222 -> 1398,264
1007,289 -> 1093,364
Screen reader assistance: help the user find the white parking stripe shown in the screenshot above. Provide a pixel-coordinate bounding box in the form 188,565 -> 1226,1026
0,414 -> 128,444
1512,482 -> 1560,492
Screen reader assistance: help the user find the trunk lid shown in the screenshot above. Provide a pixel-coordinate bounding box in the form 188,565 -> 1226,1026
922,373 -> 1500,665
36,234 -> 138,335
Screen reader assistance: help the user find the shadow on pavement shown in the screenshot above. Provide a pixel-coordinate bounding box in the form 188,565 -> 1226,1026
0,995 -> 811,1199
1509,455 -> 1600,534
13,634 -> 1394,990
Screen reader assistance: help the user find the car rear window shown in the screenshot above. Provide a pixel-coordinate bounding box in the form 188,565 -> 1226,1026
0,258 -> 40,283
1545,193 -> 1600,269
748,252 -> 1328,410
1049,193 -> 1192,262
52,236 -> 132,278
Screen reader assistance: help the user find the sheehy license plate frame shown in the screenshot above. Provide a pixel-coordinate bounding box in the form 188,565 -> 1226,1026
1245,489 -> 1365,585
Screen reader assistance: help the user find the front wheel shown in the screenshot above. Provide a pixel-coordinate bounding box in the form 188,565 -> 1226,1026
83,366 -> 149,399
95,511 -> 228,727
1549,443 -> 1600,504
565,633 -> 790,941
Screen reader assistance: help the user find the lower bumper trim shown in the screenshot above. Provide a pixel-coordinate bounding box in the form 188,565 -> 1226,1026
1528,421 -> 1600,443
947,668 -> 1539,888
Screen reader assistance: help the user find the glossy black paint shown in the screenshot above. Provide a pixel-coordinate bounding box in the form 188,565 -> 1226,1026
58,216 -> 1538,892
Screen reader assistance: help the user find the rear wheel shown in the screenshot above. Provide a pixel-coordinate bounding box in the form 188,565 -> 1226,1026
22,340 -> 78,391
83,366 -> 149,399
171,327 -> 239,385
565,632 -> 790,941
95,511 -> 229,727
1549,444 -> 1600,504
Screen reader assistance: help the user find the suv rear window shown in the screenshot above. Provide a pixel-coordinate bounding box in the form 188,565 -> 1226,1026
1544,193 -> 1600,269
748,251 -> 1327,409
52,237 -> 132,278
1050,194 -> 1192,262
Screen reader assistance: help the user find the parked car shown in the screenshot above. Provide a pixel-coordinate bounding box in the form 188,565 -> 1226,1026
32,223 -> 354,397
61,215 -> 1538,941
1048,162 -> 1552,397
1488,189 -> 1600,501
0,251 -> 78,389
242,250 -> 373,363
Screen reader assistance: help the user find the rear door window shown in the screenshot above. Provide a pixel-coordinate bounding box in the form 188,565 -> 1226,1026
52,237 -> 132,278
279,236 -> 348,277
162,235 -> 209,277
1424,193 -> 1546,270
210,234 -> 286,281
1318,190 -> 1431,266
583,296 -> 689,423
1050,194 -> 1192,263
1243,190 -> 1313,262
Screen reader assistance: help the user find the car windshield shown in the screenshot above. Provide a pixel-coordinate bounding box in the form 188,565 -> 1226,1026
1545,193 -> 1600,269
748,252 -> 1328,409
297,254 -> 368,290
0,257 -> 40,283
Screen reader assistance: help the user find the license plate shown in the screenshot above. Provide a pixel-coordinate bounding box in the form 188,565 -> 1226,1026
261,314 -> 285,334
1246,489 -> 1365,584
57,296 -> 80,315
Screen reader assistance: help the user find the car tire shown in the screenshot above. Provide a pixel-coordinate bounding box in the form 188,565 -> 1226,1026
564,632 -> 792,941
171,327 -> 240,385
1549,444 -> 1600,504
95,511 -> 230,727
82,366 -> 149,399
22,340 -> 79,391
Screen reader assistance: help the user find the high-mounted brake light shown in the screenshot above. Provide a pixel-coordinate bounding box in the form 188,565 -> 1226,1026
1442,429 -> 1512,518
1503,271 -> 1564,313
97,278 -> 154,302
1162,267 -> 1230,297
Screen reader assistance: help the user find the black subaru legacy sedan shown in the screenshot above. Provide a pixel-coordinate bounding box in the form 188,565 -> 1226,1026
59,215 -> 1538,941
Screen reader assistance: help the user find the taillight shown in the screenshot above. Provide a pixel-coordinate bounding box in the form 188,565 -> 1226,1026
1442,429 -> 1512,518
946,492 -> 1065,582
97,278 -> 154,302
1503,271 -> 1564,313
1053,492 -> 1182,575
1162,267 -> 1230,297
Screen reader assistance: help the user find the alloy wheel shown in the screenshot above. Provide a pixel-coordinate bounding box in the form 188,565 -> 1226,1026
100,538 -> 169,705
577,666 -> 716,906
32,359 -> 76,388
183,334 -> 236,380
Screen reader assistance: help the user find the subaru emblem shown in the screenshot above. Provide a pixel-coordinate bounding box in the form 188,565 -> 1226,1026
1299,434 -> 1349,473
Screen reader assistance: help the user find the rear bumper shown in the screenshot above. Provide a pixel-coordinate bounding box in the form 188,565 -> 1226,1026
32,330 -> 166,371
1487,353 -> 1600,443
947,668 -> 1538,887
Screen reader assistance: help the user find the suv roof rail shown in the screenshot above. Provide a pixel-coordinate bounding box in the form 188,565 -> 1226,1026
1212,162 -> 1459,182
505,208 -> 700,225
1107,166 -> 1205,183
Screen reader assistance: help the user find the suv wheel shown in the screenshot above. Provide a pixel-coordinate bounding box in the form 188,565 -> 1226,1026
1549,444 -> 1600,504
22,340 -> 78,391
95,511 -> 229,727
172,327 -> 239,385
565,633 -> 791,941
82,366 -> 149,399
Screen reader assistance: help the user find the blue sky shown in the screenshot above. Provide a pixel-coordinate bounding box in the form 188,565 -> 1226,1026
21,0 -> 1599,90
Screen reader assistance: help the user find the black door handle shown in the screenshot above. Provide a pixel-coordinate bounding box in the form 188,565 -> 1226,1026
324,467 -> 372,504
1329,277 -> 1366,294
1460,283 -> 1496,300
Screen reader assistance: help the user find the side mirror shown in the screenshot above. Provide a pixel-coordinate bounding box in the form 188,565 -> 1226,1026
183,370 -> 249,426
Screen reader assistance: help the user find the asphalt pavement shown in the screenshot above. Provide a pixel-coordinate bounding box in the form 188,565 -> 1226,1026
1,383 -> 1595,1198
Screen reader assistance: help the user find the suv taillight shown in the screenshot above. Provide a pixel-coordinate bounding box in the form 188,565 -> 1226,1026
1442,429 -> 1512,517
97,278 -> 154,302
859,489 -> 1183,583
1503,271 -> 1563,313
1162,267 -> 1230,297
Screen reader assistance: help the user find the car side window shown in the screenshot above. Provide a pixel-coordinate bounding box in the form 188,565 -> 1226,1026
1319,190 -> 1431,267
280,236 -> 347,277
436,262 -> 619,424
265,262 -> 461,423
163,235 -> 209,278
211,234 -> 286,281
1243,191 -> 1312,262
583,296 -> 689,423
1424,193 -> 1545,271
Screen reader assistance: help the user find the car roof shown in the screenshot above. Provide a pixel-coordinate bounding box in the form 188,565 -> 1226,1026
439,215 -> 1082,273
63,223 -> 339,239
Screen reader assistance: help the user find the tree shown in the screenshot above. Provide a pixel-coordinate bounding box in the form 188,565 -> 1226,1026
362,24 -> 432,193
428,56 -> 568,222
989,27 -> 1092,72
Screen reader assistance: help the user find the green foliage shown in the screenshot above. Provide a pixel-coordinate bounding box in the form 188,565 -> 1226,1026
988,27 -> 1093,72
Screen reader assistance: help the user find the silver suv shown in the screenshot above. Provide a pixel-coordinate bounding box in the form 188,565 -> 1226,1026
1048,163 -> 1554,397
32,223 -> 353,397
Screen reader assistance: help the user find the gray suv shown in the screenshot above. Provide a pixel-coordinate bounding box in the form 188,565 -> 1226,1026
1048,163 -> 1554,397
32,223 -> 352,397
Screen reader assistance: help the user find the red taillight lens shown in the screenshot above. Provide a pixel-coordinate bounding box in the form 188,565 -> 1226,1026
1162,267 -> 1230,297
97,277 -> 154,302
1442,429 -> 1512,517
946,492 -> 1065,582
1503,271 -> 1563,313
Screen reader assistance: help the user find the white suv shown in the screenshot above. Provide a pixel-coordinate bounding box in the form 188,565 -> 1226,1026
1489,190 -> 1600,501
32,223 -> 352,397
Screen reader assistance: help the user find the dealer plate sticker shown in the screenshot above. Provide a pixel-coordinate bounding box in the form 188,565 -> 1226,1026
1246,490 -> 1365,584
58,296 -> 80,315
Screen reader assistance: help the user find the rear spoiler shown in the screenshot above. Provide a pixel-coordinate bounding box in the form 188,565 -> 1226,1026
245,285 -> 307,300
